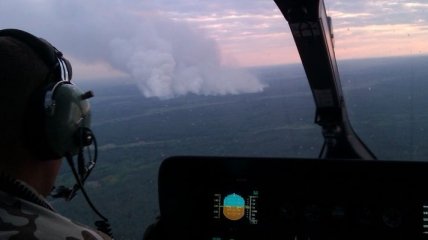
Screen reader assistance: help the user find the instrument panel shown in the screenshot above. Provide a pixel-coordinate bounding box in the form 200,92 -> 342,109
157,156 -> 428,239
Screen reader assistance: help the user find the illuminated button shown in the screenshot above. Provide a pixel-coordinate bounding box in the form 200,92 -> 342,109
223,193 -> 245,221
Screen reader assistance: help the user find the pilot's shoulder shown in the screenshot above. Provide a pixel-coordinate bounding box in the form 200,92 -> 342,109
0,190 -> 111,240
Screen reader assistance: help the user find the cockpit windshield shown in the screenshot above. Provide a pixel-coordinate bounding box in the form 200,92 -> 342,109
1,0 -> 428,239
327,1 -> 428,161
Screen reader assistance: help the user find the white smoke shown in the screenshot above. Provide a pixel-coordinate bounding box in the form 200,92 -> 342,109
0,1 -> 266,99
109,18 -> 265,99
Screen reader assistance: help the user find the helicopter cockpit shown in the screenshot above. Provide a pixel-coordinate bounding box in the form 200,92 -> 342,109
1,0 -> 425,239
153,0 -> 428,239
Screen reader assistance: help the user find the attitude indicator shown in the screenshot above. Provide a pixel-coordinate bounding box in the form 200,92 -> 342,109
213,191 -> 259,224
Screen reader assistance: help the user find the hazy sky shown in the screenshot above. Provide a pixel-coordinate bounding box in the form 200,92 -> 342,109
1,0 -> 427,97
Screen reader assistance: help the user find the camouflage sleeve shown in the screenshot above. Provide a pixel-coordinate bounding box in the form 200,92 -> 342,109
0,191 -> 112,240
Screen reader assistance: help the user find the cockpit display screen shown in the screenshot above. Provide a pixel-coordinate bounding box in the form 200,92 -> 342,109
212,191 -> 259,224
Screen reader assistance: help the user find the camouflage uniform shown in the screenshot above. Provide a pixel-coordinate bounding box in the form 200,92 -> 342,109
0,178 -> 112,240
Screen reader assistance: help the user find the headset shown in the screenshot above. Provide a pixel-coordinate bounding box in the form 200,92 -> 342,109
0,28 -> 93,160
0,29 -> 114,238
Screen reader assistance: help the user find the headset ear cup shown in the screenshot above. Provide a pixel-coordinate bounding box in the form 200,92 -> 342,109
1,29 -> 83,159
45,83 -> 91,157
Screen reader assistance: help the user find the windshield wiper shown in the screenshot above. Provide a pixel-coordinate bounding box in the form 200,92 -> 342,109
274,0 -> 377,160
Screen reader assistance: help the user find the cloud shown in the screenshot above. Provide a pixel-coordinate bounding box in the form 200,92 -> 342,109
333,23 -> 428,59
403,2 -> 428,9
167,6 -> 297,66
328,10 -> 372,19
325,0 -> 428,59
0,0 -> 266,99
1,0 -> 428,70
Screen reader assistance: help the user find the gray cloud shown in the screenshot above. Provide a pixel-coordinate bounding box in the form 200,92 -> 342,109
1,0 -> 427,79
327,0 -> 428,27
0,0 -> 265,99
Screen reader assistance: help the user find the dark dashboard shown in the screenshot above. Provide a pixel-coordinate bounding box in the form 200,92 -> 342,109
157,156 -> 428,240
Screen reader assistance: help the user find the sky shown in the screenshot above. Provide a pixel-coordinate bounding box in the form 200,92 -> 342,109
0,0 -> 427,98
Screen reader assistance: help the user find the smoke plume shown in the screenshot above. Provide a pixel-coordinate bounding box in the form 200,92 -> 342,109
108,17 -> 265,99
0,1 -> 266,99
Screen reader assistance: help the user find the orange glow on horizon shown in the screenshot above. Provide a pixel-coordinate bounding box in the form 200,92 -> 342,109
218,22 -> 428,67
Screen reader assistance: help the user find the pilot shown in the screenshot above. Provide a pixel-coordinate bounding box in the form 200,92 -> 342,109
0,29 -> 112,239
